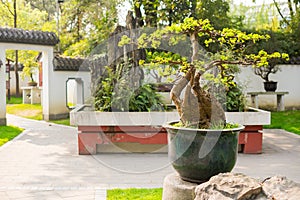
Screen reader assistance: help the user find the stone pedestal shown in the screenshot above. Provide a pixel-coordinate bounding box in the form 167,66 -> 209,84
21,86 -> 42,104
162,173 -> 198,200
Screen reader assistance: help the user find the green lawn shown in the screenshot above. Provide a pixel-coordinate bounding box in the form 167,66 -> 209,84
7,96 -> 22,104
6,104 -> 43,120
6,103 -> 70,125
49,118 -> 70,126
107,188 -> 162,200
264,110 -> 300,135
0,126 -> 24,146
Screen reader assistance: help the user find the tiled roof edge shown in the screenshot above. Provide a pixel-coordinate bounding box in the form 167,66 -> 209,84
0,28 -> 59,46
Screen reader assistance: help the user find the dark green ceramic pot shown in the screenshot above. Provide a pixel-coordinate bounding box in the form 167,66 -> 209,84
164,121 -> 244,183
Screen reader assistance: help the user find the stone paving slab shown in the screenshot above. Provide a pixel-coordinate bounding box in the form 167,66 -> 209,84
0,114 -> 299,199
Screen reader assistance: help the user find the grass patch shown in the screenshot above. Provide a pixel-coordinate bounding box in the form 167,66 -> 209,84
49,118 -> 70,126
6,104 -> 71,126
0,126 -> 24,146
107,188 -> 162,200
7,96 -> 22,104
264,110 -> 300,135
6,104 -> 43,120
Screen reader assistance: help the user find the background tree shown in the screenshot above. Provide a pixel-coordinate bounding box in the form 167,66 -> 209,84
60,0 -> 122,57
132,0 -> 235,29
0,0 -> 56,96
24,0 -> 56,21
1,0 -> 19,96
120,18 -> 288,127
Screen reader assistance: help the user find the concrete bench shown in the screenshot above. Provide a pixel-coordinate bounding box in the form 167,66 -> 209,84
247,91 -> 289,111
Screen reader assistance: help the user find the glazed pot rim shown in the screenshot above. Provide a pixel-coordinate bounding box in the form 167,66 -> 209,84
163,120 -> 245,132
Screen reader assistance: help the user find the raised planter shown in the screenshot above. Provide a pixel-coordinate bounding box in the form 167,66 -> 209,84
226,108 -> 270,154
71,106 -> 270,154
70,105 -> 179,154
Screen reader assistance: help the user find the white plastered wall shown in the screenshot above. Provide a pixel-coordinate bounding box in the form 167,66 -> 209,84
236,65 -> 300,110
0,43 -> 92,124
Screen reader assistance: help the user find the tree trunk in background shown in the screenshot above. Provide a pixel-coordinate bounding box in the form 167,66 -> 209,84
133,0 -> 144,27
144,1 -> 158,27
13,0 -> 20,96
287,0 -> 294,19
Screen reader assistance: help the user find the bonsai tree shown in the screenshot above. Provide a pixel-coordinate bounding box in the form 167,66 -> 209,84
21,59 -> 39,84
19,50 -> 40,85
120,17 -> 288,128
253,52 -> 289,82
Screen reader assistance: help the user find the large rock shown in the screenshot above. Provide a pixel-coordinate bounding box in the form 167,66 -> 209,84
193,173 -> 300,200
194,173 -> 262,200
262,176 -> 300,200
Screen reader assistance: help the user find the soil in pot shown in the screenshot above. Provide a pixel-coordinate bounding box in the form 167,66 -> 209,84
165,122 -> 244,183
264,81 -> 277,92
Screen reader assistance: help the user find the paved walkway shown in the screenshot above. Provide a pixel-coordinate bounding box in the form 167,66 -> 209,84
0,114 -> 300,199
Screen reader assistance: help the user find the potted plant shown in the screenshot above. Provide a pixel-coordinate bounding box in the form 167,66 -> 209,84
21,59 -> 39,87
121,17 -> 288,183
253,52 -> 289,92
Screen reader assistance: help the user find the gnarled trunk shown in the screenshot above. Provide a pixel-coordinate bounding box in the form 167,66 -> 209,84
170,68 -> 226,129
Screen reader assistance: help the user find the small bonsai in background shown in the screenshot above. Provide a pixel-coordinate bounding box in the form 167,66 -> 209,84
19,50 -> 40,86
254,51 -> 289,82
21,59 -> 39,86
253,52 -> 289,91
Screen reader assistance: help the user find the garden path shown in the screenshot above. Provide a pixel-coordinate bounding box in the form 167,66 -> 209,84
0,114 -> 299,199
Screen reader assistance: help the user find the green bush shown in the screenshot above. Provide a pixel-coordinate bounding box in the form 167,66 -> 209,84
94,66 -> 165,112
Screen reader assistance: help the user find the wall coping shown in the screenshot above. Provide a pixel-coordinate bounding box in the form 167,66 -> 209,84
70,105 -> 270,126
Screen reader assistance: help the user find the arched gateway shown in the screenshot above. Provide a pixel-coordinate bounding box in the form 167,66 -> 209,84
0,28 -> 59,125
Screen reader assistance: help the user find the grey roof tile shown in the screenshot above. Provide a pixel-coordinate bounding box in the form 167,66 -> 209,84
0,28 -> 59,46
53,56 -> 89,71
53,54 -> 108,72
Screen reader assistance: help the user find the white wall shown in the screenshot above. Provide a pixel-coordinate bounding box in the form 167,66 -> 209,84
7,72 -> 30,96
236,65 -> 300,110
47,71 -> 91,117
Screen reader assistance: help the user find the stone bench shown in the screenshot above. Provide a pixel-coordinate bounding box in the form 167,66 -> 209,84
247,91 -> 289,111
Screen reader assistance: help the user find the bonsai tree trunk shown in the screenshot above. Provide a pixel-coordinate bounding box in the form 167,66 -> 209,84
170,68 -> 226,128
170,31 -> 226,128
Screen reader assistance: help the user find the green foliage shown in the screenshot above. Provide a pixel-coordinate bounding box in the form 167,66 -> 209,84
107,188 -> 162,200
224,84 -> 246,112
60,0 -> 121,56
136,17 -> 289,76
17,50 -> 40,82
134,0 -> 238,29
252,51 -> 289,82
142,50 -> 183,82
24,0 -> 56,21
129,84 -> 165,112
0,126 -> 24,146
94,66 -> 165,112
195,0 -> 232,29
94,67 -> 115,112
